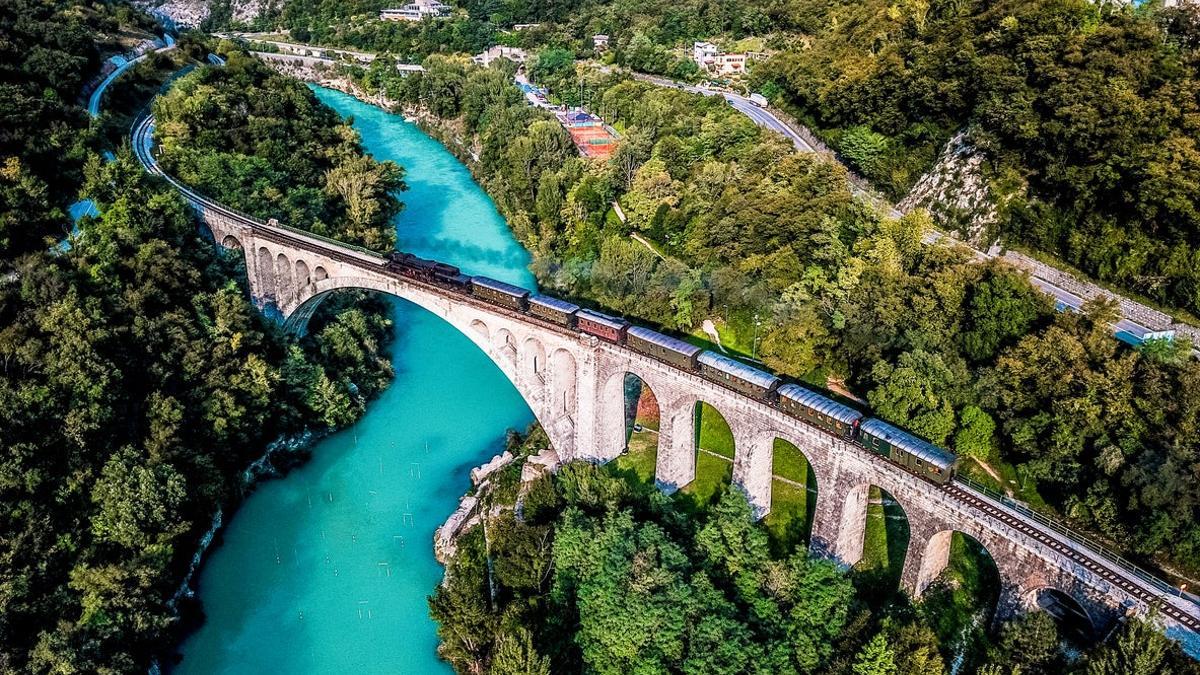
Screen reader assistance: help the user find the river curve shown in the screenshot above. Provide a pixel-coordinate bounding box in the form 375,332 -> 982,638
171,86 -> 535,674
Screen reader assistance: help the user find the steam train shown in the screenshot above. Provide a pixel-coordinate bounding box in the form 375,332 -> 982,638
385,252 -> 958,485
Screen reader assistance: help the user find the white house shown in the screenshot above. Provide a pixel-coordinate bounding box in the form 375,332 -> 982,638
380,0 -> 450,21
472,45 -> 528,67
692,41 -> 750,76
593,34 -> 609,51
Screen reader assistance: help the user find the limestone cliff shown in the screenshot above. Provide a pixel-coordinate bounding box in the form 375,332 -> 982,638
899,130 -> 1005,247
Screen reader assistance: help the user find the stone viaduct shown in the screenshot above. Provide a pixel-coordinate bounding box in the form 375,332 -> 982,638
132,114 -> 1200,649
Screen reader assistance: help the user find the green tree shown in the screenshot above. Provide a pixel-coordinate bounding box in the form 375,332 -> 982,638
91,448 -> 187,550
853,633 -> 898,675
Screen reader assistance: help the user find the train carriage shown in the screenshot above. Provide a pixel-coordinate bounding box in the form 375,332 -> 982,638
777,384 -> 863,439
858,418 -> 957,484
577,309 -> 629,343
697,351 -> 782,400
528,294 -> 580,327
470,276 -> 530,311
627,326 -> 702,370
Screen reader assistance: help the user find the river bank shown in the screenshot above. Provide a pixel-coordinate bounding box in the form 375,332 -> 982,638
167,86 -> 536,674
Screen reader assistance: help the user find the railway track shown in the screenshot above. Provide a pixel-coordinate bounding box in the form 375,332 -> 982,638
947,482 -> 1200,631
131,111 -> 1200,634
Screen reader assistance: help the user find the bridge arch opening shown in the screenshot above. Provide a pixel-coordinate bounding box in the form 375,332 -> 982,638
522,336 -> 547,382
221,234 -> 243,250
602,371 -> 662,484
256,247 -> 276,302
682,401 -> 735,511
494,328 -> 517,364
1027,587 -> 1096,644
469,319 -> 489,340
285,283 -> 574,458
915,530 -> 1001,651
275,253 -> 294,305
313,265 -> 328,282
837,483 -> 911,594
762,437 -> 819,556
295,260 -> 311,289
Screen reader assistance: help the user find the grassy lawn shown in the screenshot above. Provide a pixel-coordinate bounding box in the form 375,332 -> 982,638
856,486 -> 909,585
612,430 -> 658,484
695,402 -> 735,459
679,449 -> 733,512
764,439 -> 816,555
765,479 -> 809,556
686,309 -> 759,361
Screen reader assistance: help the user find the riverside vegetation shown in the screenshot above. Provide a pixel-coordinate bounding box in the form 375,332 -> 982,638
430,434 -> 1199,675
342,54 -> 1200,587
0,13 -> 399,672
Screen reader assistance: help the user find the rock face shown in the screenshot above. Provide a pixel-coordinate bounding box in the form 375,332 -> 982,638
136,0 -> 266,28
899,130 -> 1001,246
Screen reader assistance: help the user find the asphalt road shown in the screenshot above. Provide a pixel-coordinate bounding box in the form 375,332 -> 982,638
87,34 -> 177,117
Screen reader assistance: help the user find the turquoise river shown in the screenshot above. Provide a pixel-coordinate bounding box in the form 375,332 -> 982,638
172,87 -> 535,674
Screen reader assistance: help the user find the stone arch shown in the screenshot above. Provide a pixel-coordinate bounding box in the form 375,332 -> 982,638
282,276 -> 578,459
494,328 -> 517,364
835,483 -> 911,583
221,234 -> 243,250
912,530 -> 1001,619
275,253 -> 294,304
685,399 -> 736,509
256,247 -> 276,302
598,368 -> 663,478
522,336 -> 547,382
313,265 -> 328,281
752,433 -> 820,553
470,319 -> 490,340
294,259 -> 311,289
1026,586 -> 1096,641
549,348 -> 577,417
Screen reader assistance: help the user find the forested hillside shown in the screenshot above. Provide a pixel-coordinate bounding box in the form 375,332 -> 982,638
0,0 -> 162,257
154,51 -> 405,251
431,452 -> 1199,675
753,0 -> 1200,316
0,13 -> 402,671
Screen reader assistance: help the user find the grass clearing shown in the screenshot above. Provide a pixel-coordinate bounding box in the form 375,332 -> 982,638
612,430 -> 658,484
679,449 -> 733,512
696,402 -> 735,459
856,487 -> 909,587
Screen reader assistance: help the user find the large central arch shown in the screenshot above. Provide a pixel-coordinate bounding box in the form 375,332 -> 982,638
282,272 -> 581,458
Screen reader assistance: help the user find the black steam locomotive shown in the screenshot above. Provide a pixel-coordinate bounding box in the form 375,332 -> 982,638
384,252 -> 958,484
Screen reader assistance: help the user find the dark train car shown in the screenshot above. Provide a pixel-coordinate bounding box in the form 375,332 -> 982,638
470,276 -> 530,311
387,252 -> 465,289
777,383 -> 863,439
441,272 -> 472,291
627,326 -> 702,371
529,294 -> 580,327
858,418 -> 957,484
697,351 -> 782,400
577,309 -> 629,343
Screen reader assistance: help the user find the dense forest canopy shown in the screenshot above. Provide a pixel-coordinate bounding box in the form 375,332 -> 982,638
154,52 -> 405,251
0,0 -> 162,257
753,0 -> 1200,317
431,449 -> 1200,675
0,10 -> 402,669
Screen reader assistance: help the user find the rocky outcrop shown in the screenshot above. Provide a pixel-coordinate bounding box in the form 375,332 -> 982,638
135,0 -> 267,29
900,131 -> 1003,246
